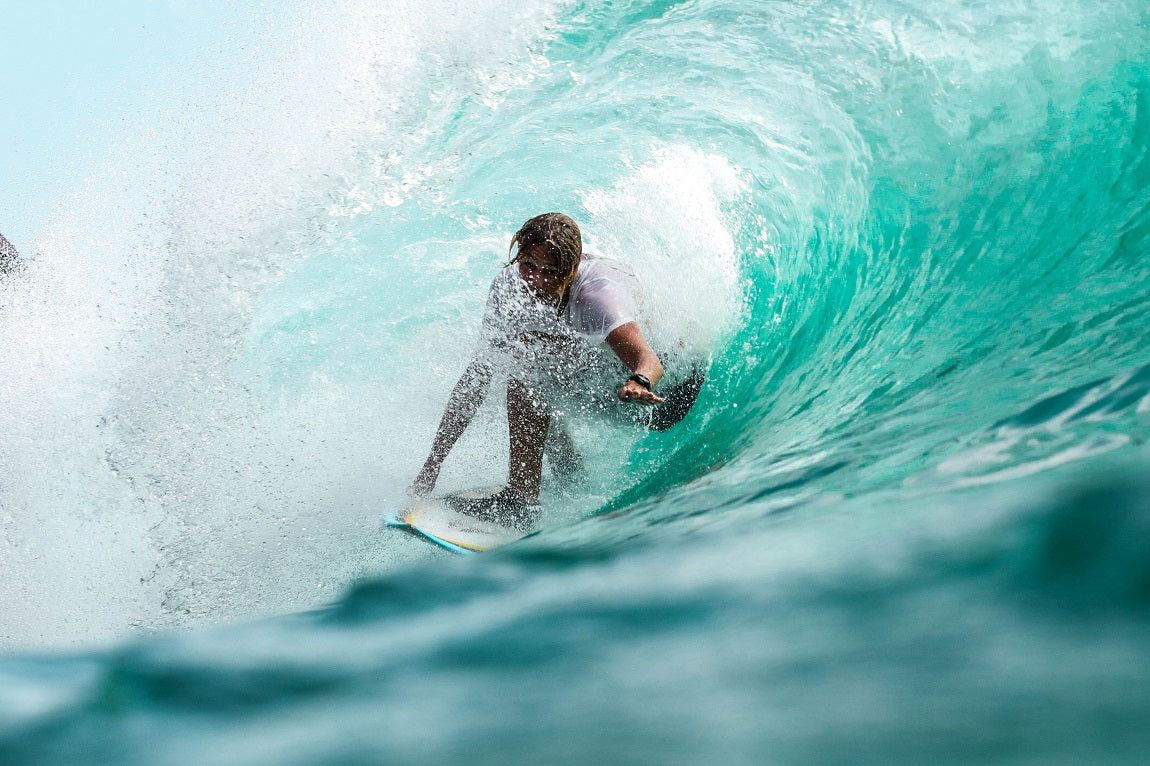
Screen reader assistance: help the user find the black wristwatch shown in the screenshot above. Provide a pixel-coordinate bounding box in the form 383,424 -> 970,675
627,373 -> 652,391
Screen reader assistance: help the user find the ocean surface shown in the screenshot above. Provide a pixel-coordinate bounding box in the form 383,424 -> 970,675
2,0 -> 1149,763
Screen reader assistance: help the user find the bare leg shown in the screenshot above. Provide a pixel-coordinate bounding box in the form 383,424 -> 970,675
545,418 -> 584,484
507,376 -> 549,503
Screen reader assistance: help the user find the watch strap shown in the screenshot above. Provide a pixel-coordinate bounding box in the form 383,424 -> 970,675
628,373 -> 652,391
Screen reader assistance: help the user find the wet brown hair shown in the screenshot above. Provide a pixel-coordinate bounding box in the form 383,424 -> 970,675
508,212 -> 583,298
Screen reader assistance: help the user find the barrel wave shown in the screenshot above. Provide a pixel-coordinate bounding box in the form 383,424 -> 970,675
1,0 -> 1149,763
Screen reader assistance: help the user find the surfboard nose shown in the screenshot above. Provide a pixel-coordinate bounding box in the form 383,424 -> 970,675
648,365 -> 706,432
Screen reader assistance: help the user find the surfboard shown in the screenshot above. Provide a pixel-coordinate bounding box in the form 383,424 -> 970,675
387,486 -> 530,554
647,363 -> 706,432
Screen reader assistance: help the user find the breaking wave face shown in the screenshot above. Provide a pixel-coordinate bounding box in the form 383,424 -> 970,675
2,0 -> 1148,644
1,0 -> 1150,760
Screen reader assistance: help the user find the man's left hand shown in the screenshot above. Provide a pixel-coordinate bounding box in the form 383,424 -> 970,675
617,380 -> 664,405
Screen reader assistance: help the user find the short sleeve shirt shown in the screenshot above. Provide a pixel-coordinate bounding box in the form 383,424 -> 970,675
481,255 -> 641,347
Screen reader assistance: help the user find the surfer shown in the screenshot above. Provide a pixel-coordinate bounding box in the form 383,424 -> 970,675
409,212 -> 700,530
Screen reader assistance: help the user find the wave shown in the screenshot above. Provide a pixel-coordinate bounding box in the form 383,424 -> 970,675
1,0 -> 1148,654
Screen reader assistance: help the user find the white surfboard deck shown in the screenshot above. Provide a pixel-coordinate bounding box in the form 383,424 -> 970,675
388,486 -> 528,554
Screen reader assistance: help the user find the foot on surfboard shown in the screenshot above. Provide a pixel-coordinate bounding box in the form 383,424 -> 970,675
445,488 -> 541,532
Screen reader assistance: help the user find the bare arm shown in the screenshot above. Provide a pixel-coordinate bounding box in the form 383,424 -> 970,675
606,322 -> 665,405
409,358 -> 495,496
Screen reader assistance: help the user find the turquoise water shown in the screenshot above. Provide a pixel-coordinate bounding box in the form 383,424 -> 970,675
2,0 -> 1149,762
